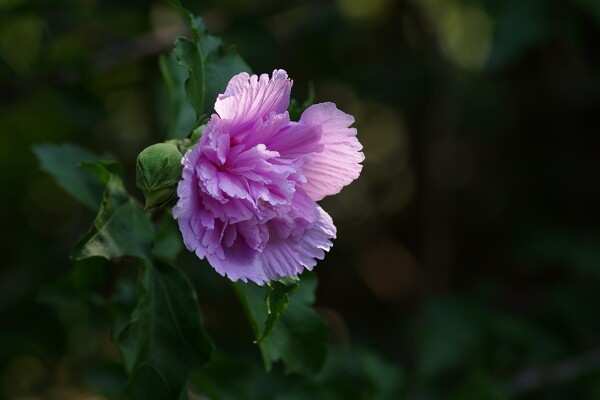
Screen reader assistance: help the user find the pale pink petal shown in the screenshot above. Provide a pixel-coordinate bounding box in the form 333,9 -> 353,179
240,112 -> 323,159
299,102 -> 364,201
266,122 -> 323,159
259,206 -> 336,281
214,70 -> 292,132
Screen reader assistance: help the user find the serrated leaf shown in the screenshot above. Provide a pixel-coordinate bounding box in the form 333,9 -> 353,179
168,1 -> 250,123
81,159 -> 123,185
234,273 -> 329,375
259,277 -> 299,343
33,142 -> 111,210
117,260 -> 214,400
70,163 -> 154,262
160,51 -> 196,139
260,294 -> 329,375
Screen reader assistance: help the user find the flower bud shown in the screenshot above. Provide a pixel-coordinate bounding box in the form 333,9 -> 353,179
136,143 -> 183,209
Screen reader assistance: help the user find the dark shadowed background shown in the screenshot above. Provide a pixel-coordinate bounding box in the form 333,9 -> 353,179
1,0 -> 600,398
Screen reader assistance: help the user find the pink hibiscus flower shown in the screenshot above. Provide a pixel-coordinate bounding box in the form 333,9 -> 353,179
173,70 -> 364,284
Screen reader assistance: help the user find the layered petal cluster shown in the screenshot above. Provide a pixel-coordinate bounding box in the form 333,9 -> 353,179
173,70 -> 364,284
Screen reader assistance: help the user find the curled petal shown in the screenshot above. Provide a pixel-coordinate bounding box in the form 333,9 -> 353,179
242,112 -> 323,159
214,70 -> 292,134
299,102 -> 365,201
259,206 -> 336,281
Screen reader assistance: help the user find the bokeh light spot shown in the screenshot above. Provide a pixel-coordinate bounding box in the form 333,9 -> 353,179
416,0 -> 493,70
336,0 -> 392,23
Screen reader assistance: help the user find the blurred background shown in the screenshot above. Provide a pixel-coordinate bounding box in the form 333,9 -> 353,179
1,0 -> 600,398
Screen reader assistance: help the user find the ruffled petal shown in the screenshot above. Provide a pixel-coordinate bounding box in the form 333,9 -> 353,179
240,112 -> 323,159
299,102 -> 364,201
206,238 -> 268,285
214,70 -> 292,133
259,206 -> 336,281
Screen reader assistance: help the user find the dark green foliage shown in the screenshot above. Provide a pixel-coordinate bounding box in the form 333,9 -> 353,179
71,162 -> 154,262
260,277 -> 300,343
169,0 -> 251,124
32,143 -> 110,210
234,273 -> 329,375
34,140 -> 214,398
118,261 -> 214,400
159,51 -> 196,140
189,347 -> 403,400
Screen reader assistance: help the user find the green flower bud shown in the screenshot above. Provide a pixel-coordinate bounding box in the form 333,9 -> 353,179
136,143 -> 183,209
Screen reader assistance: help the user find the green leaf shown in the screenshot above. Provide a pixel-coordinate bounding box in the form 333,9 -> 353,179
189,347 -> 403,400
233,273 -> 329,375
70,163 -> 154,262
117,260 -> 214,399
189,353 -> 270,400
168,1 -> 251,122
159,51 -> 196,139
33,142 -> 111,210
81,159 -> 123,185
259,277 -> 299,343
